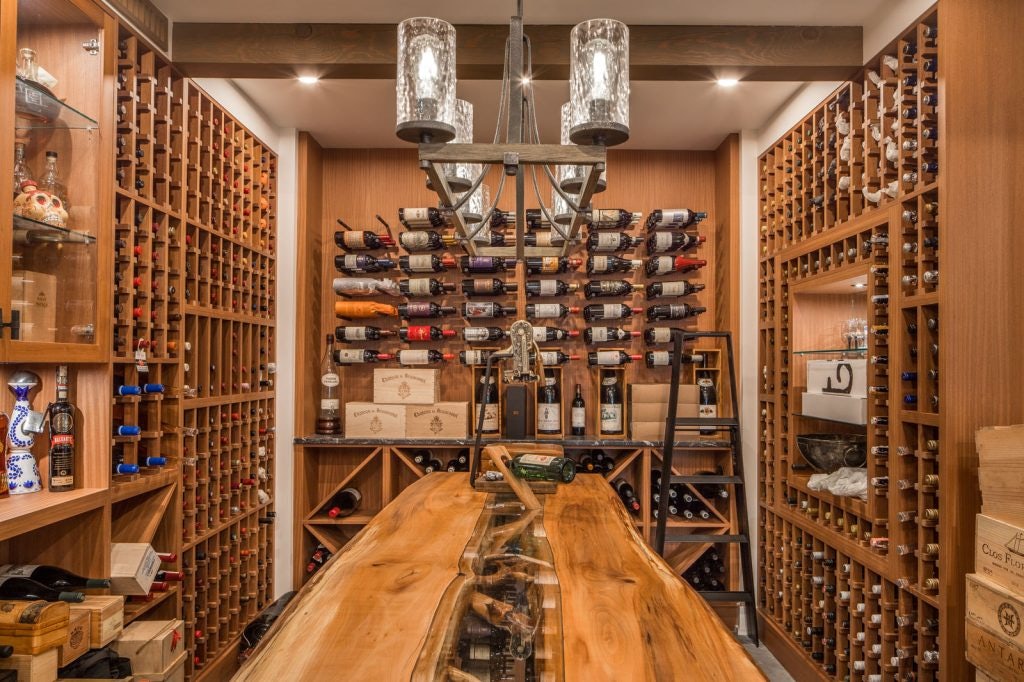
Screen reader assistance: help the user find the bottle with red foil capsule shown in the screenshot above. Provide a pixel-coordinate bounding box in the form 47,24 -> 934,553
537,351 -> 579,366
526,303 -> 580,319
525,280 -> 579,297
398,230 -> 457,252
398,254 -> 457,273
646,232 -> 706,253
332,349 -> 394,364
645,256 -> 708,277
306,544 -> 332,574
587,350 -> 643,366
583,327 -> 641,343
396,350 -> 455,365
325,488 -> 362,518
333,224 -> 394,251
397,302 -> 456,319
398,326 -> 457,342
525,257 -> 582,275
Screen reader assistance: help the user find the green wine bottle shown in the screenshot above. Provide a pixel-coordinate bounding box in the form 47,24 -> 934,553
510,454 -> 577,483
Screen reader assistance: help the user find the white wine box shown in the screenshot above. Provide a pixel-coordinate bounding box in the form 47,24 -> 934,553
800,392 -> 867,425
967,573 -> 1024,652
405,403 -> 469,439
110,544 -> 161,595
966,620 -> 1024,681
373,369 -> 440,405
976,514 -> 1024,595
113,620 -> 185,674
0,648 -> 58,682
977,425 -> 1024,528
68,596 -> 123,647
806,359 -> 867,397
344,403 -> 407,438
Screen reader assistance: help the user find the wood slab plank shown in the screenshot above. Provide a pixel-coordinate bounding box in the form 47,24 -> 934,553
544,475 -> 764,681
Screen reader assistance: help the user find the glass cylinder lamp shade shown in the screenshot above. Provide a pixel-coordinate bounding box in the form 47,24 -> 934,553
559,102 -> 607,194
446,99 -> 474,192
552,187 -> 577,226
460,180 -> 489,227
396,18 -> 457,143
569,19 -> 629,146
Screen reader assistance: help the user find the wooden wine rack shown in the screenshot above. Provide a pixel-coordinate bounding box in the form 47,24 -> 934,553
757,7 -> 950,680
112,24 -> 277,682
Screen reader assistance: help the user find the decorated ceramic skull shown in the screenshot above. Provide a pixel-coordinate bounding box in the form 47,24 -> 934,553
13,180 -> 68,227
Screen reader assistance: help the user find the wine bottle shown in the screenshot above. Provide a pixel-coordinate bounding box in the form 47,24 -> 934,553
396,350 -> 454,365
510,454 -> 577,482
644,209 -> 707,231
526,303 -> 579,319
698,377 -> 718,435
588,351 -> 642,366
398,326 -> 457,341
459,350 -> 494,365
48,365 -> 75,492
646,232 -> 706,253
525,280 -> 579,297
538,351 -> 579,366
586,232 -> 643,253
397,303 -> 456,319
462,302 -> 516,319
644,351 -> 705,367
571,384 -> 586,436
644,327 -> 675,344
459,256 -> 514,274
0,565 -> 109,590
461,279 -> 517,296
334,301 -> 398,319
613,478 -> 641,514
525,257 -> 582,275
582,304 -> 643,322
398,230 -> 455,252
587,256 -> 642,275
583,327 -> 641,343
646,304 -> 707,321
317,336 -> 341,435
398,207 -> 445,229
533,327 -> 579,342
462,327 -> 507,342
580,209 -> 640,230
334,223 -> 394,251
645,256 -> 708,276
305,544 -> 332,574
332,349 -> 394,364
521,231 -> 568,247
583,280 -> 644,299
325,488 -> 362,518
536,370 -> 562,435
335,326 -> 395,342
399,254 -> 456,273
599,371 -> 624,435
398,278 -> 455,297
333,254 -> 395,274
645,281 -> 705,298
0,576 -> 83,602
476,376 -> 499,434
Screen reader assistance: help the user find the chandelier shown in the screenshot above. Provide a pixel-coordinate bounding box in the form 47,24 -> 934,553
394,2 -> 630,258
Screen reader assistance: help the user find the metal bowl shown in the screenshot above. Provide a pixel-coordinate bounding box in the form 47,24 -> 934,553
796,434 -> 867,473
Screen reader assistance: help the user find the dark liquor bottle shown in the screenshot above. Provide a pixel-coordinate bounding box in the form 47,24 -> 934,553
586,209 -> 641,230
698,377 -> 718,435
525,280 -> 579,297
461,279 -> 517,296
334,254 -> 396,274
397,302 -> 457,318
398,230 -> 455,252
48,365 -> 75,492
583,327 -> 641,343
646,304 -> 707,321
0,565 -> 108,589
645,281 -> 705,299
459,256 -> 513,274
586,232 -> 643,253
525,257 -> 582,275
644,208 -> 707,231
587,256 -> 642,275
646,232 -> 706,253
583,280 -> 644,299
332,349 -> 394,364
613,478 -> 641,514
333,226 -> 394,251
399,254 -> 456,274
462,302 -> 516,318
0,576 -> 83,602
462,327 -> 507,342
646,256 -> 708,277
533,327 -> 580,342
570,383 -> 586,436
538,351 -> 580,366
334,326 -> 396,342
476,376 -> 499,434
537,370 -> 562,435
398,207 -> 446,229
399,278 -> 456,297
582,304 -> 643,322
644,351 -> 705,367
325,488 -> 362,518
396,350 -> 455,365
588,351 -> 643,366
398,326 -> 457,342
317,336 -> 341,435
599,371 -> 624,435
526,303 -> 579,319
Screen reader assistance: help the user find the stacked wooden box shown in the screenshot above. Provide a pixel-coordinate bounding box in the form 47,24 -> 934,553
967,425 -> 1024,679
344,369 -> 469,439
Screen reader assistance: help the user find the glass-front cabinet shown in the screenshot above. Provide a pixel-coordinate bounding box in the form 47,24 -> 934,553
1,0 -> 114,361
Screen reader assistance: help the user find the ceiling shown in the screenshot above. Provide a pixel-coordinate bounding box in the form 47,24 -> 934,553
158,0 -> 897,150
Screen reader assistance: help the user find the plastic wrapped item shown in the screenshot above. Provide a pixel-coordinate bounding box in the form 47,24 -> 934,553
331,278 -> 401,297
807,466 -> 868,501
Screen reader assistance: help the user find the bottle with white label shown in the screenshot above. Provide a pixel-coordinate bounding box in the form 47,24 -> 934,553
645,256 -> 708,277
646,232 -> 706,253
645,281 -> 705,299
533,327 -> 580,342
525,280 -> 579,297
646,304 -> 707,321
460,279 -> 518,296
476,376 -> 499,434
399,254 -> 456,273
536,370 -> 562,435
317,335 -> 341,435
588,351 -> 642,366
537,351 -> 579,366
398,278 -> 456,297
644,351 -> 705,368
571,383 -> 586,436
332,349 -> 394,364
586,256 -> 642,275
599,371 -> 624,435
459,350 -> 494,366
583,327 -> 641,344
334,326 -> 396,342
644,208 -> 707,231
334,254 -> 396,274
462,327 -> 507,342
586,232 -> 643,253
399,207 -> 446,229
398,230 -> 454,252
582,303 -> 643,322
698,376 -> 718,435
396,350 -> 455,365
525,303 -> 579,319
583,280 -> 644,299
644,327 -> 675,344
462,302 -> 516,318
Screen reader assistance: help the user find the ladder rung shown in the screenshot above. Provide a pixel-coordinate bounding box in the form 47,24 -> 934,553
673,418 -> 739,427
698,591 -> 755,603
665,533 -> 748,544
670,475 -> 743,485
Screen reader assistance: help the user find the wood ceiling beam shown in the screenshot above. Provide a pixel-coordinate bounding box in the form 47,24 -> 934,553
171,23 -> 862,81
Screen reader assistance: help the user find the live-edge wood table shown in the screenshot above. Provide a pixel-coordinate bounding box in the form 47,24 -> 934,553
235,474 -> 764,681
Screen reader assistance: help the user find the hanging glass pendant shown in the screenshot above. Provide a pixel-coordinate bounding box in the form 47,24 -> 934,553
569,19 -> 630,146
447,99 -> 475,191
559,101 -> 607,194
396,17 -> 457,143
552,186 -> 578,226
460,181 -> 490,228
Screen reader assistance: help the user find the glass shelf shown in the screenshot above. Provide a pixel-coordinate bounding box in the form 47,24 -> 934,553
13,214 -> 96,245
14,76 -> 98,131
793,347 -> 867,356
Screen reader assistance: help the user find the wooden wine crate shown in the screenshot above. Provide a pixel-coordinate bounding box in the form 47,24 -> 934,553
113,620 -> 185,675
133,649 -> 187,682
0,601 -> 69,655
967,573 -> 1024,652
0,648 -> 58,682
68,596 -> 124,648
977,424 -> 1024,528
975,669 -> 1000,682
57,611 -> 90,668
966,620 -> 1024,681
344,403 -> 407,439
976,514 -> 1024,595
405,403 -> 469,439
110,543 -> 161,595
372,369 -> 439,405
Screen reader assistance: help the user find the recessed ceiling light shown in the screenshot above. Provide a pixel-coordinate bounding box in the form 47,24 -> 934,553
717,78 -> 739,87
297,75 -> 319,85
851,282 -> 867,289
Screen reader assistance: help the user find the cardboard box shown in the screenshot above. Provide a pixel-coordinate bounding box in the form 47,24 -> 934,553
110,544 -> 161,596
0,648 -> 58,682
631,418 -> 702,441
372,369 -> 439,405
968,573 -> 1024,652
629,384 -> 700,405
69,596 -> 124,647
11,270 -> 57,344
133,650 -> 186,682
806,359 -> 867,397
57,611 -> 90,668
976,514 -> 1024,595
344,403 -> 407,439
113,620 -> 184,674
966,620 -> 1024,681
800,392 -> 867,425
629,402 -> 699,423
405,402 -> 469,439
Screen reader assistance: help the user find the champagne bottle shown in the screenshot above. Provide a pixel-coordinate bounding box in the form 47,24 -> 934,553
587,256 -> 642,274
462,327 -> 507,342
398,326 -> 457,341
583,327 -> 641,343
396,350 -> 454,365
459,256 -> 514,274
334,301 -> 398,319
476,376 -> 499,434
536,370 -> 562,435
398,230 -> 455,252
571,384 -> 586,436
644,209 -> 707,231
525,257 -> 582,275
397,303 -> 456,318
462,302 -> 516,318
646,232 -> 706,253
334,254 -> 396,274
48,365 -> 75,492
644,351 -> 705,367
645,281 -> 705,298
334,326 -> 396,342
461,279 -> 517,296
586,232 -> 643,253
698,377 -> 718,435
599,371 -> 624,435
398,278 -> 455,297
588,351 -> 642,366
526,303 -> 579,319
399,254 -> 456,273
0,565 -> 109,589
583,280 -> 644,299
525,280 -> 579,297
317,336 -> 341,435
533,327 -> 579,342
325,488 -> 362,518
398,207 -> 445,229
332,349 -> 394,364
613,478 -> 641,514
645,256 -> 708,276
582,304 -> 643,322
646,304 -> 707,321
0,576 -> 83,602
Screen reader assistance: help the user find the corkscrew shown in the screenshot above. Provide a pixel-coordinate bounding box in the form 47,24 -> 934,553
500,320 -> 541,384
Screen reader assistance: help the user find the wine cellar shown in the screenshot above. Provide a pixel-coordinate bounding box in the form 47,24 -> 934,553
1,0 -> 1023,679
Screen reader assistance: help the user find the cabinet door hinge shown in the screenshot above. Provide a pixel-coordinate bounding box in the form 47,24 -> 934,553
0,309 -> 20,340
